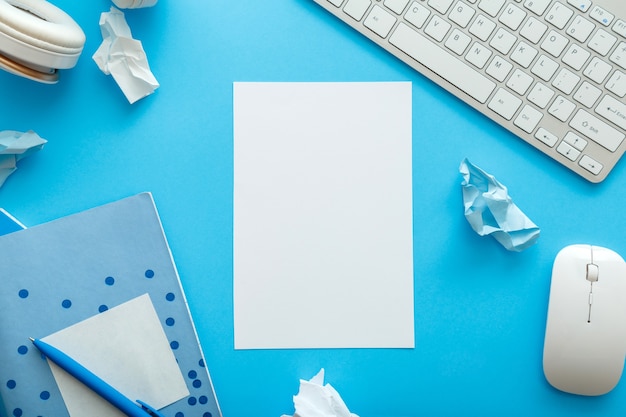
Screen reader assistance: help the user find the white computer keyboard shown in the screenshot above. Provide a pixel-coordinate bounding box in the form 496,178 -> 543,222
311,0 -> 626,182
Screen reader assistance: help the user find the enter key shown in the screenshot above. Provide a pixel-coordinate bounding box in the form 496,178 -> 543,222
596,95 -> 626,131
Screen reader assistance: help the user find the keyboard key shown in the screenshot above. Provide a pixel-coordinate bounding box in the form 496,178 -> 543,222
524,0 -> 551,16
384,0 -> 410,14
564,131 -> 588,151
596,95 -> 626,131
490,28 -> 517,54
579,155 -> 603,176
486,55 -> 514,81
557,141 -> 581,161
425,15 -> 452,41
588,29 -> 617,56
552,68 -> 580,94
478,0 -> 505,17
545,2 -> 574,30
328,0 -> 345,7
469,14 -> 497,41
528,82 -> 555,108
562,44 -> 591,71
606,71 -> 626,97
428,0 -> 455,14
566,16 -> 595,43
613,20 -> 626,38
583,57 -> 612,83
541,30 -> 569,57
532,54 -> 559,81
405,2 -> 430,28
573,81 -> 602,107
344,0 -> 371,20
507,68 -> 534,94
590,6 -> 613,26
499,3 -> 526,30
515,104 -> 543,132
364,5 -> 397,37
535,127 -> 559,146
488,88 -> 522,119
449,1 -> 475,28
485,56 -> 513,82
511,41 -> 538,67
466,42 -> 492,68
610,42 -> 626,70
520,17 -> 547,43
567,0 -> 592,13
549,95 -> 576,121
389,23 -> 496,103
445,29 -> 472,55
570,109 -> 625,151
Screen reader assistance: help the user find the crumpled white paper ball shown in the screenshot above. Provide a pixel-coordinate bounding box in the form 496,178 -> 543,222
281,369 -> 359,417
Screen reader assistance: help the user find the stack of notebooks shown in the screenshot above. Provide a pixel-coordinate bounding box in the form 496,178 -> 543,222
0,193 -> 221,417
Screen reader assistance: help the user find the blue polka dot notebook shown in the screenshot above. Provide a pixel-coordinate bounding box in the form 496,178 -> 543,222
0,193 -> 221,417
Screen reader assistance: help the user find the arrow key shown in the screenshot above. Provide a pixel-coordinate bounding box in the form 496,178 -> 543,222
579,155 -> 604,175
535,127 -> 558,147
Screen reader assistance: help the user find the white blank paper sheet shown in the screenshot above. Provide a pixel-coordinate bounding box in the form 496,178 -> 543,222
233,82 -> 414,349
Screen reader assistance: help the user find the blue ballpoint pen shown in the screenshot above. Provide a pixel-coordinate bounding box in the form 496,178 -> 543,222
30,338 -> 166,417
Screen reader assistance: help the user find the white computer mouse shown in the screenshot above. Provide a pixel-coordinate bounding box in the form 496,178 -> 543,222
543,244 -> 626,396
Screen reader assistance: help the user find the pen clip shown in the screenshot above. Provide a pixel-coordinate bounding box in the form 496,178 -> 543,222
136,399 -> 166,417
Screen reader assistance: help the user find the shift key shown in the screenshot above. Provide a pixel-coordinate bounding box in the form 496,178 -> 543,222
570,109 -> 625,152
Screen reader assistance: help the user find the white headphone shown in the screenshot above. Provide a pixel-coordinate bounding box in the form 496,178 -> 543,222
0,0 -> 85,83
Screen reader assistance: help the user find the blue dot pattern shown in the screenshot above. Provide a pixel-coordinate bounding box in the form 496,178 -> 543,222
3,267 -> 219,417
0,195 -> 220,417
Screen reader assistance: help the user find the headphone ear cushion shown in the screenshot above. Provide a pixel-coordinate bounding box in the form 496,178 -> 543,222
0,0 -> 85,70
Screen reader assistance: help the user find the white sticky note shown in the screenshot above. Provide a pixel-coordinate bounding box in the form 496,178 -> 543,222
43,294 -> 189,417
233,82 -> 414,349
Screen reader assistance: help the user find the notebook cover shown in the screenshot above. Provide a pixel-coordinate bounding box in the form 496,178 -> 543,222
0,193 -> 221,417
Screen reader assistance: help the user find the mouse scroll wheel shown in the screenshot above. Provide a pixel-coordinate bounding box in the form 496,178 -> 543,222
586,263 -> 599,282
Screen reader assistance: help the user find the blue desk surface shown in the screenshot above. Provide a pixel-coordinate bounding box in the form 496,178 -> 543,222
2,1 -> 626,416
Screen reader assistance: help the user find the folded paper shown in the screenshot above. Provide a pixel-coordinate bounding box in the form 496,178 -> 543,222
281,369 -> 359,417
0,130 -> 46,187
93,7 -> 159,104
460,158 -> 540,252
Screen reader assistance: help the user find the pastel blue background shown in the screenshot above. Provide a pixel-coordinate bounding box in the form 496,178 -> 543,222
1,1 -> 626,416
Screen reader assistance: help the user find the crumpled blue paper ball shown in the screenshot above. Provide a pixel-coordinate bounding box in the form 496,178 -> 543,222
460,158 -> 540,252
